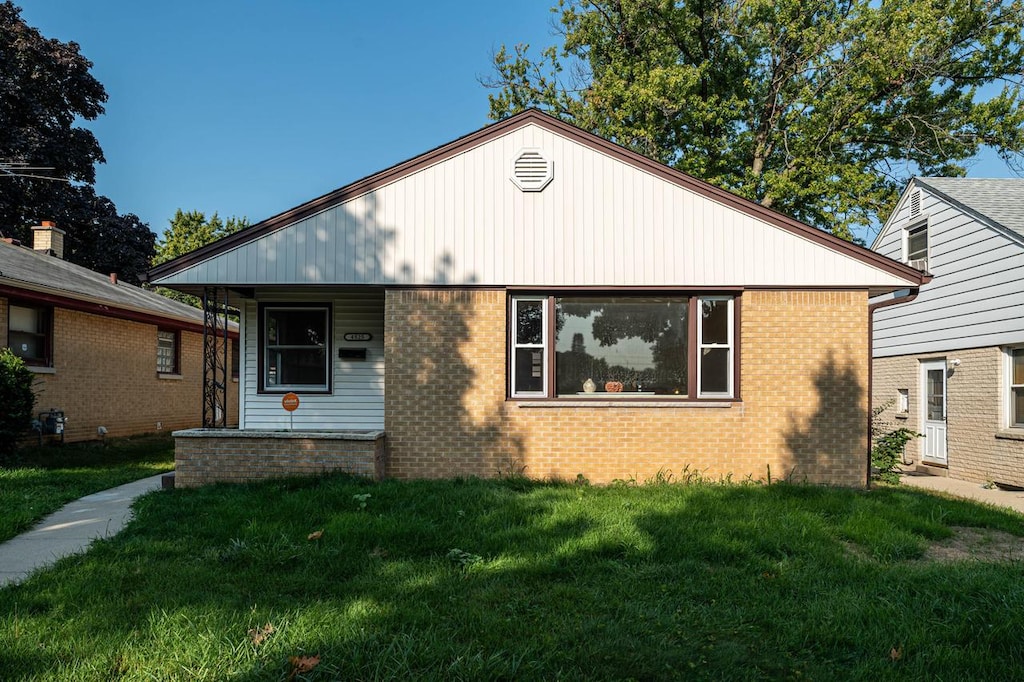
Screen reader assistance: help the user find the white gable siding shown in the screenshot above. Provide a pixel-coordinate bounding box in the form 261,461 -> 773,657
873,187 -> 1024,357
158,124 -> 912,291
239,289 -> 384,430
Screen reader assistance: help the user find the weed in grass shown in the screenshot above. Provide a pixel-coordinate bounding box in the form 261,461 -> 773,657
352,493 -> 371,511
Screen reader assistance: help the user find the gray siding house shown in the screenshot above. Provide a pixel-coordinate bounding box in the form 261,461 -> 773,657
871,178 -> 1024,487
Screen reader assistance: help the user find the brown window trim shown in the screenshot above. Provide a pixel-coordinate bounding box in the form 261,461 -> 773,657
157,328 -> 180,375
257,302 -> 333,395
7,299 -> 54,368
507,290 -> 742,403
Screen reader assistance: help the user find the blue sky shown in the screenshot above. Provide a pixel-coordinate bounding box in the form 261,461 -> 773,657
18,1 -> 557,237
17,1 -> 1020,243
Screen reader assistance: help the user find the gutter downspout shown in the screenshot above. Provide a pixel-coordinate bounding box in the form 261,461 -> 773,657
866,287 -> 921,488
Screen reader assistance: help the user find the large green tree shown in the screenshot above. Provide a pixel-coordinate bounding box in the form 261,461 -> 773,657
153,209 -> 249,306
0,1 -> 154,280
487,0 -> 1024,241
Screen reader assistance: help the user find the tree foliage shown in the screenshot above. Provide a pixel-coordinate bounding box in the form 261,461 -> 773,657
153,209 -> 249,306
487,0 -> 1024,241
0,1 -> 154,281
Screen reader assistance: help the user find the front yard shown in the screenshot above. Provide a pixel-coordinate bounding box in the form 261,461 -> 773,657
0,434 -> 175,543
2,472 -> 1023,680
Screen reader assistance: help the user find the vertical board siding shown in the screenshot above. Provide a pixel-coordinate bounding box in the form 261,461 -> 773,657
873,188 -> 1024,356
161,124 -> 911,291
240,290 -> 385,430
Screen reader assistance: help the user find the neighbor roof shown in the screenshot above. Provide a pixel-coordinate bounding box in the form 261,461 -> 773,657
0,239 -> 221,333
916,177 -> 1024,240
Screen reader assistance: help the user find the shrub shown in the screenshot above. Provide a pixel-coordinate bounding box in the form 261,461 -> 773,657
0,348 -> 36,460
870,401 -> 919,485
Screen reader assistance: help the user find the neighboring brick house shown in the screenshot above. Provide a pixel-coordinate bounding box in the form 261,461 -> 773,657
1,223 -> 239,443
148,110 -> 925,487
871,178 -> 1024,487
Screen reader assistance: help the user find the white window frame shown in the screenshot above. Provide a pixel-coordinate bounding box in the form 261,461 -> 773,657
510,296 -> 548,397
261,304 -> 331,393
1007,346 -> 1024,429
696,296 -> 734,399
903,218 -> 929,268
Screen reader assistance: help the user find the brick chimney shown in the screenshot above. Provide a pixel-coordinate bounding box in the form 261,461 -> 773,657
32,221 -> 65,259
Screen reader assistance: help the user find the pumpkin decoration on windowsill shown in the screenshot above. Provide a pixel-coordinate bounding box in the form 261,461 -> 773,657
604,381 -> 624,393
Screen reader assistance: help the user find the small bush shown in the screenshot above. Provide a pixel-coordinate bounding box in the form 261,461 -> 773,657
0,348 -> 35,461
870,401 -> 919,484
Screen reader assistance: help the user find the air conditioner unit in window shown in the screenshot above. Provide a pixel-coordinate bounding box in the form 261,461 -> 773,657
908,258 -> 928,272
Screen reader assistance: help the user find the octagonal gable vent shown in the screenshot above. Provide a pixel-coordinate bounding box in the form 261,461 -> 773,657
510,148 -> 553,192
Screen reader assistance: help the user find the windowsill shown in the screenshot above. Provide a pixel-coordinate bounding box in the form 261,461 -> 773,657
26,365 -> 56,374
996,429 -> 1024,442
516,399 -> 737,408
895,413 -> 909,420
157,373 -> 183,381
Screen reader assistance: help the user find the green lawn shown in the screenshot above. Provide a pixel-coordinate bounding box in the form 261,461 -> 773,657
2,473 -> 1023,680
0,434 -> 175,543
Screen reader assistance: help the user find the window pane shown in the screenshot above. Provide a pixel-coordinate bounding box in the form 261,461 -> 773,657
268,310 -> 326,346
1013,348 -> 1024,385
514,348 -> 544,392
701,299 -> 729,344
516,300 -> 544,345
700,348 -> 730,394
554,297 -> 687,395
9,331 -> 43,362
927,369 -> 944,421
267,348 -> 327,387
1014,388 -> 1024,427
157,331 -> 176,373
10,305 -> 41,333
907,226 -> 927,260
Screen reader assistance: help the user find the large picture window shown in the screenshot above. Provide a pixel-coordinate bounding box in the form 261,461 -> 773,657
8,303 -> 52,367
260,304 -> 331,393
510,294 -> 736,400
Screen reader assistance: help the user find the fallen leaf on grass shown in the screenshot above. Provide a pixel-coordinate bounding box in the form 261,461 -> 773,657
288,655 -> 321,679
248,623 -> 275,647
889,646 -> 903,662
307,530 -> 323,541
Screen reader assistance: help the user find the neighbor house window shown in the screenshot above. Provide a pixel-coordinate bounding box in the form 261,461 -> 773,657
8,303 -> 52,367
510,294 -> 735,399
157,329 -> 179,374
260,304 -> 331,392
1010,347 -> 1024,428
905,220 -> 928,268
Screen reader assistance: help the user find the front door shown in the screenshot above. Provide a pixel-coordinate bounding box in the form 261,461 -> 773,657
920,359 -> 948,465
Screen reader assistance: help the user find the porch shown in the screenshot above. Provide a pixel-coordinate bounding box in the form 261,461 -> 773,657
172,429 -> 387,487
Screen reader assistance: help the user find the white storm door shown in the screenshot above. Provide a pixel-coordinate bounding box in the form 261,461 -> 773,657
920,359 -> 948,464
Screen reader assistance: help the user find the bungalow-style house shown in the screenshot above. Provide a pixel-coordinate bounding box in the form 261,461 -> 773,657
0,222 -> 239,443
148,110 -> 926,488
871,178 -> 1024,487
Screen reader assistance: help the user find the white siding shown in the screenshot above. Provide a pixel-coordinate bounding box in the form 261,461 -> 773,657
156,124 -> 914,292
873,186 -> 1024,357
240,289 -> 384,430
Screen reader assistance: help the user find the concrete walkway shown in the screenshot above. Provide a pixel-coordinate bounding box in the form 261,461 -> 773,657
899,469 -> 1024,515
0,473 -> 165,588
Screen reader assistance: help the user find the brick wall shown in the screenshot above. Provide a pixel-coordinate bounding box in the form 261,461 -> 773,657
173,430 -> 386,486
385,289 -> 868,486
2,297 -> 239,442
873,347 -> 1024,487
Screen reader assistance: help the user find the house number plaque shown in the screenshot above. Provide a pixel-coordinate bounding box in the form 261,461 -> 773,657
344,333 -> 373,341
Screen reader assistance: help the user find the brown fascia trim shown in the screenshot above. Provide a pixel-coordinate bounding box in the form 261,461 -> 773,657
0,283 -> 239,339
865,287 -> 921,488
146,109 -> 929,288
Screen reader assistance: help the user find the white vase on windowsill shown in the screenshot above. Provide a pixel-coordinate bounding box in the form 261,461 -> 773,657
582,378 -> 596,393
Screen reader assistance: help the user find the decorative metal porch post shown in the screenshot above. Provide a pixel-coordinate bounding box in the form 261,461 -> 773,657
202,286 -> 230,428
